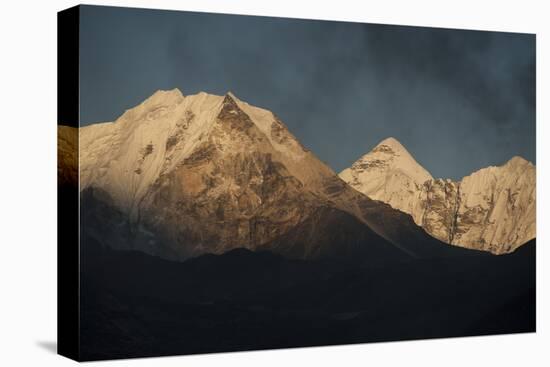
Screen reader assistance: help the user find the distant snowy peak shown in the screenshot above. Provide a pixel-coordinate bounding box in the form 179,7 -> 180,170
339,137 -> 433,218
145,88 -> 185,104
339,138 -> 536,254
504,155 -> 533,169
374,137 -> 410,154
343,137 -> 433,185
115,88 -> 185,127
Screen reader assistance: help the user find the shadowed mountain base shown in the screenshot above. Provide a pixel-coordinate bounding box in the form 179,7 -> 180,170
80,237 -> 535,361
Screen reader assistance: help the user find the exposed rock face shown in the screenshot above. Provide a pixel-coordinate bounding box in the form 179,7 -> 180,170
417,179 -> 460,244
340,139 -> 536,254
78,89 -> 460,262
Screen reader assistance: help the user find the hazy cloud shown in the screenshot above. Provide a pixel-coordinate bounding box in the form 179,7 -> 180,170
79,5 -> 535,179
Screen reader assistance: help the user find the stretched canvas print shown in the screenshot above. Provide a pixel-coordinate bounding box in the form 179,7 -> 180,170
58,5 -> 536,361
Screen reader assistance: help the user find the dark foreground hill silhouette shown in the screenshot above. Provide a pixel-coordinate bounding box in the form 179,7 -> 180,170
80,235 -> 535,361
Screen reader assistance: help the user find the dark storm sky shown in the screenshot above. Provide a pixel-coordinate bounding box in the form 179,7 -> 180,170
79,5 -> 535,180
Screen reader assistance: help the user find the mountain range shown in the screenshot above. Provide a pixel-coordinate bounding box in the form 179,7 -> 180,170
340,138 -> 536,254
60,88 -> 534,261
59,88 -> 536,360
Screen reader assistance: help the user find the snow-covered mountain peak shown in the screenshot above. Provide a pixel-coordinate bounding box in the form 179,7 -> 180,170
505,155 -> 531,169
374,137 -> 406,152
139,88 -> 185,110
338,138 -> 433,226
113,88 -> 185,129
342,137 -> 433,187
79,89 -> 334,221
370,137 -> 424,165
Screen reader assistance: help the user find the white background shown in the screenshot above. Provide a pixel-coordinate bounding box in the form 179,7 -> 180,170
0,0 -> 548,365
